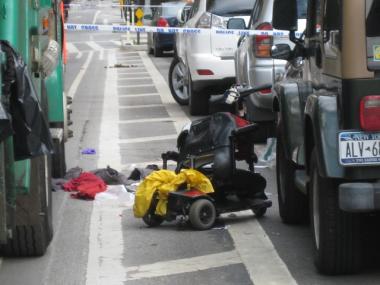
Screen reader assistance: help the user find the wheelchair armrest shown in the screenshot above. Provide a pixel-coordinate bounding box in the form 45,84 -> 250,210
232,124 -> 258,137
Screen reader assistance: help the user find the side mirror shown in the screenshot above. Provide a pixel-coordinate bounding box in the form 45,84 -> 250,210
177,6 -> 191,24
227,18 -> 246,30
272,0 -> 298,31
271,44 -> 292,60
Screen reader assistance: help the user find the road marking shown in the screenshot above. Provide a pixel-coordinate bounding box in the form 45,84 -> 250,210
126,250 -> 242,281
66,42 -> 80,54
93,10 -> 101,24
117,76 -> 152,80
67,51 -> 94,100
119,104 -> 163,109
111,40 -> 121,46
99,49 -> 104,60
139,51 -> 191,133
116,56 -> 141,60
86,51 -> 125,285
117,59 -> 142,63
76,52 -> 83,59
118,93 -> 159,98
119,134 -> 178,144
119,118 -> 175,124
116,71 -> 148,75
118,84 -> 154,88
227,211 -> 297,285
122,160 -> 177,168
86,41 -> 103,51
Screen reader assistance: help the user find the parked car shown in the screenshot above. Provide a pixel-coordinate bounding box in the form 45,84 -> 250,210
147,1 -> 186,57
169,0 -> 254,115
271,0 -> 380,275
234,0 -> 307,128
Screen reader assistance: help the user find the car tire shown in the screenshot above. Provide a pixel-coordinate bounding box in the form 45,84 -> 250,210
276,123 -> 309,224
52,138 -> 66,178
188,76 -> 209,116
309,150 -> 363,275
189,199 -> 216,230
0,155 -> 53,256
169,56 -> 189,105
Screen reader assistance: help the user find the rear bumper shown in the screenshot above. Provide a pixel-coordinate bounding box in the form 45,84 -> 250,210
193,78 -> 235,93
156,33 -> 175,49
339,182 -> 380,212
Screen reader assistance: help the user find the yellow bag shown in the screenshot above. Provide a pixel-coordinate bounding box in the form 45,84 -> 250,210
133,169 -> 214,218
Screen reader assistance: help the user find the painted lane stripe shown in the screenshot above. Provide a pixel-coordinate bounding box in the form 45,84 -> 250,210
99,49 -> 104,60
117,77 -> 152,81
227,211 -> 297,285
139,51 -> 191,133
119,104 -> 163,109
119,118 -> 175,124
116,71 -> 148,75
66,42 -> 80,54
67,51 -> 94,100
75,52 -> 83,59
118,84 -> 154,88
126,250 -> 242,281
92,10 -> 101,25
111,40 -> 121,46
118,93 -> 159,98
122,160 -> 177,169
119,134 -> 178,144
86,41 -> 103,51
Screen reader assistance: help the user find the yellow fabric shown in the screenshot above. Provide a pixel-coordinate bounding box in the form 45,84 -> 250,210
133,169 -> 214,218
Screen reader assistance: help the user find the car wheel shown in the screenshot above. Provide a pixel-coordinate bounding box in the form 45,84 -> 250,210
309,150 -> 363,275
169,57 -> 189,105
276,123 -> 308,224
188,75 -> 209,116
52,138 -> 66,178
189,199 -> 216,230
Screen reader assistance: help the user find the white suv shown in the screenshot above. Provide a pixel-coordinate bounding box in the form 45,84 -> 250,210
169,0 -> 254,115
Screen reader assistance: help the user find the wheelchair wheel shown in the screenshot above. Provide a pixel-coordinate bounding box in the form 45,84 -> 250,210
189,199 -> 216,230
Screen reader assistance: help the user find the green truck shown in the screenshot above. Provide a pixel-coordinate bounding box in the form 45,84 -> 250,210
0,0 -> 71,256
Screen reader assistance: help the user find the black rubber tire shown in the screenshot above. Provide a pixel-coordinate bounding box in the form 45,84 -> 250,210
276,124 -> 309,224
143,213 -> 164,227
168,56 -> 189,105
188,76 -> 209,116
189,199 -> 216,230
309,150 -> 363,275
1,155 -> 53,257
52,138 -> 66,178
252,207 -> 267,218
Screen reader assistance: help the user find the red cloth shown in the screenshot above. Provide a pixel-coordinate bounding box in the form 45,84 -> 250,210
63,172 -> 107,200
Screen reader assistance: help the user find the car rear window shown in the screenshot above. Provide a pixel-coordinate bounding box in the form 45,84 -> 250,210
206,0 -> 255,17
366,0 -> 380,37
297,0 -> 308,19
162,2 -> 185,17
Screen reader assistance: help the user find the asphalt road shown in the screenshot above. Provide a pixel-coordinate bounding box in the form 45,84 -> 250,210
1,1 -> 380,284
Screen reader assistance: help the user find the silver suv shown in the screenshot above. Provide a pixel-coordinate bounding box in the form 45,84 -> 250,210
235,0 -> 307,125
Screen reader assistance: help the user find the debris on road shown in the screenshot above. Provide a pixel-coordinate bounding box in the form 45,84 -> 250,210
81,148 -> 96,155
63,172 -> 107,200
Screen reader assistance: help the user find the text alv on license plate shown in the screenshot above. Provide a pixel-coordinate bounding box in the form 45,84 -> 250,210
339,131 -> 380,166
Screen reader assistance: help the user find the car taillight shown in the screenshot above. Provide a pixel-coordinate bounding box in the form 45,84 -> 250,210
258,88 -> 272,95
197,69 -> 214,75
157,17 -> 169,27
196,12 -> 211,28
360,96 -> 380,131
254,22 -> 273,58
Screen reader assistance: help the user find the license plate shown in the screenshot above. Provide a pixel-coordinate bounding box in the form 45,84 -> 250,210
339,131 -> 380,166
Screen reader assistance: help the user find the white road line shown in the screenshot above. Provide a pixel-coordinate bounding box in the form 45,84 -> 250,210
116,70 -> 147,75
126,250 -> 242,281
99,49 -> 104,60
119,134 -> 178,144
67,51 -> 94,100
119,118 -> 175,124
86,41 -> 103,51
86,50 -> 125,285
118,84 -> 154,88
117,59 -> 142,63
116,56 -> 141,60
118,93 -> 159,98
93,10 -> 101,24
75,52 -> 83,59
111,40 -> 122,46
122,160 -> 177,168
117,77 -> 152,80
227,211 -> 297,285
139,51 -> 191,133
119,104 -> 163,109
66,42 -> 80,54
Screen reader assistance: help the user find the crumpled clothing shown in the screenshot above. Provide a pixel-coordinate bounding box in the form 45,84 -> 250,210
63,172 -> 107,200
133,169 -> 214,218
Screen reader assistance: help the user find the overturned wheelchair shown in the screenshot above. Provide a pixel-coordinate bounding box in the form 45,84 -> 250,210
143,84 -> 273,230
